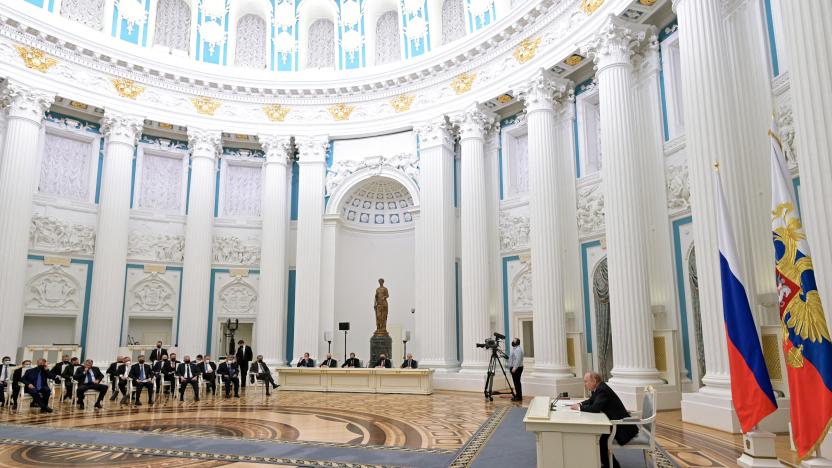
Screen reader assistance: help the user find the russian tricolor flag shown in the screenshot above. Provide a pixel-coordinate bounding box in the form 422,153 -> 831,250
716,172 -> 778,433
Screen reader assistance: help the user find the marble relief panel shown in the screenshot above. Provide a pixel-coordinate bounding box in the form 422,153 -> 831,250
498,204 -> 530,253
212,271 -> 260,318
125,268 -> 181,317
24,258 -> 89,317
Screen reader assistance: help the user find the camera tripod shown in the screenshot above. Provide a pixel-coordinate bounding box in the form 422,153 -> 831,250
484,346 -> 515,401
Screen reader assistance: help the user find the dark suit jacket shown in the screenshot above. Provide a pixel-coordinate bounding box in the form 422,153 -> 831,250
319,358 -> 337,368
61,364 -> 79,381
105,361 -> 119,379
401,359 -> 418,369
579,382 -> 638,445
249,361 -> 272,375
297,358 -> 315,368
23,366 -> 57,388
73,366 -> 104,384
51,361 -> 71,376
342,358 -> 361,368
149,348 -> 168,362
129,363 -> 154,381
375,359 -> 392,368
236,346 -> 253,363
176,362 -> 200,379
12,367 -> 27,386
199,361 -> 217,377
115,363 -> 131,380
217,362 -> 240,380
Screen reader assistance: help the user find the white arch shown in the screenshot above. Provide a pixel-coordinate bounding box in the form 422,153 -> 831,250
325,166 -> 420,216
297,0 -> 339,70
363,0 -> 401,66
227,0 -> 272,67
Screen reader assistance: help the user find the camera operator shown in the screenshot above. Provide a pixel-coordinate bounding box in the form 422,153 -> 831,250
508,337 -> 524,401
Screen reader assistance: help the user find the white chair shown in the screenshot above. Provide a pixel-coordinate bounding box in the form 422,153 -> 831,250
127,378 -> 157,407
608,385 -> 658,468
71,379 -> 105,409
246,368 -> 271,396
16,380 -> 55,413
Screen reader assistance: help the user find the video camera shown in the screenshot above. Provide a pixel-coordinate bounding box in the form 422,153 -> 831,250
475,332 -> 506,350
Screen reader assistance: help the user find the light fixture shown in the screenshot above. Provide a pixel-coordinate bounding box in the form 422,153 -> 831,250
115,0 -> 148,35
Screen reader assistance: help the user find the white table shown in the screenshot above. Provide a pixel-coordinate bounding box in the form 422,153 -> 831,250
524,396 -> 611,468
277,368 -> 434,395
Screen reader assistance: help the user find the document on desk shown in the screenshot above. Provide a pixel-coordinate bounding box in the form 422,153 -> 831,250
552,399 -> 582,412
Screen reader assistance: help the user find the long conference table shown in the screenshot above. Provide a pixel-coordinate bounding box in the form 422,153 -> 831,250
276,368 -> 434,395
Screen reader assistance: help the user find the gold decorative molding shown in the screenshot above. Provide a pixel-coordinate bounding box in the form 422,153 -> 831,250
496,94 -> 513,104
69,100 -> 89,110
513,37 -> 541,64
564,54 -> 584,66
158,122 -> 174,130
653,336 -> 667,372
262,103 -> 291,122
639,0 -> 657,5
14,45 -> 57,72
389,94 -> 415,113
328,103 -> 355,121
191,96 -> 221,115
762,333 -> 783,381
111,78 -> 145,100
143,264 -> 166,273
580,0 -> 604,14
450,72 -> 476,95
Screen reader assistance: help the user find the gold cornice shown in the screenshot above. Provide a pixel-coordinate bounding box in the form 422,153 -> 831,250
328,103 -> 355,121
580,0 -> 604,14
14,45 -> 57,72
263,103 -> 291,122
389,94 -> 415,113
191,96 -> 221,115
496,94 -> 513,104
564,54 -> 584,66
639,0 -> 657,5
450,72 -> 476,95
111,78 -> 146,100
513,37 -> 541,65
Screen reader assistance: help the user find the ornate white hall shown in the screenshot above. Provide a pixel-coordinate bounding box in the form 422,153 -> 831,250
0,0 -> 830,457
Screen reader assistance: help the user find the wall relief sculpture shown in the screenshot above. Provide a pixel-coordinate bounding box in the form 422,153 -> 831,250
219,278 -> 257,315
127,233 -> 185,262
666,163 -> 691,213
30,214 -> 96,255
325,153 -> 420,197
213,235 -> 261,265
512,260 -> 532,309
130,272 -> 175,313
576,183 -> 605,236
26,266 -> 81,311
499,211 -> 530,252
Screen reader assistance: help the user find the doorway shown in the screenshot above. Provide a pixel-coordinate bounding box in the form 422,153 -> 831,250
216,321 -> 253,358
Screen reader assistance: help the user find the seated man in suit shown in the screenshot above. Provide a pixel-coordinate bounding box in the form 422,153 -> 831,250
374,354 -> 392,369
342,353 -> 361,368
73,359 -> 108,409
401,353 -> 418,369
319,353 -> 337,368
149,341 -> 167,363
115,357 -> 132,405
176,355 -> 200,402
50,354 -> 71,379
296,353 -> 315,367
10,359 -> 32,410
199,354 -> 218,395
130,355 -> 154,405
106,355 -> 123,401
249,355 -> 278,395
0,356 -> 11,407
571,372 -> 638,468
218,356 -> 241,398
22,358 -> 57,413
155,355 -> 177,396
60,357 -> 80,401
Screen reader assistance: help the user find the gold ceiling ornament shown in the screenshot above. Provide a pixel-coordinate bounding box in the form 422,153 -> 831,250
262,103 -> 291,122
111,78 -> 145,100
158,122 -> 174,129
639,0 -> 657,5
496,94 -> 513,104
69,100 -> 89,110
328,103 -> 355,121
564,54 -> 584,66
513,37 -> 541,64
580,0 -> 604,14
450,72 -> 477,95
191,96 -> 221,115
14,45 -> 58,72
389,94 -> 415,113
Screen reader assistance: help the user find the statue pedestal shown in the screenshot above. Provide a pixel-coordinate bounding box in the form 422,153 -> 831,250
370,334 -> 392,367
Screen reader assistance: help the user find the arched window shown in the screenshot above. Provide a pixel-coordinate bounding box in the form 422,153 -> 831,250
593,257 -> 613,381
153,0 -> 191,52
235,14 -> 268,68
441,0 -> 466,45
307,19 -> 335,69
60,0 -> 104,30
374,11 -> 400,65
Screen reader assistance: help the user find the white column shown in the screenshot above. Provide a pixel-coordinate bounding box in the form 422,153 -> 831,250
781,1 -> 832,326
256,134 -> 292,365
452,103 -> 496,371
582,16 -> 663,395
85,110 -> 145,363
413,118 -> 458,369
320,216 -> 338,358
178,128 -> 221,355
292,135 -> 328,361
514,70 -> 582,393
0,82 -> 54,360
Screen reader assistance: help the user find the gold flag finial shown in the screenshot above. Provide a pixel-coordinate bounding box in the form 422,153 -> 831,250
713,161 -> 720,172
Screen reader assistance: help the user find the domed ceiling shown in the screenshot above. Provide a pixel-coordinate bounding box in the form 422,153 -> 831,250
340,177 -> 415,229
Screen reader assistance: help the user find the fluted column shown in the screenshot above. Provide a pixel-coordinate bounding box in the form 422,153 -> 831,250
413,118 -> 458,369
583,16 -> 662,391
781,1 -> 832,326
514,70 -> 574,379
292,136 -> 328,360
0,82 -> 54,360
452,103 -> 496,371
257,135 -> 292,365
85,110 -> 145,363
179,128 -> 221,355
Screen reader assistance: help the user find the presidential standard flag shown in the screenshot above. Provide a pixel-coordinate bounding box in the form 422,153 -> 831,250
716,171 -> 777,433
770,120 -> 832,460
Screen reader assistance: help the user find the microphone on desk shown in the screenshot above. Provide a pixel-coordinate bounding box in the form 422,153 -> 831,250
550,391 -> 570,410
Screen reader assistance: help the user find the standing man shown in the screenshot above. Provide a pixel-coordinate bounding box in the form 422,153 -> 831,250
176,355 -> 200,402
508,338 -> 524,402
149,341 -> 167,362
0,356 -> 12,407
130,354 -> 154,405
319,353 -> 337,368
235,340 -> 253,387
22,358 -> 56,413
199,354 -> 217,396
401,353 -> 418,369
73,359 -> 108,409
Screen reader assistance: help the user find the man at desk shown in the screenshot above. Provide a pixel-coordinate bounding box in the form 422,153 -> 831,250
319,353 -> 337,368
296,353 -> 315,367
342,353 -> 361,368
571,372 -> 637,468
374,354 -> 392,368
401,353 -> 418,368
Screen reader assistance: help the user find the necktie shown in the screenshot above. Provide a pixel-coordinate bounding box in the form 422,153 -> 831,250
140,365 -> 145,380
87,370 -> 93,384
36,372 -> 43,390
186,365 -> 191,379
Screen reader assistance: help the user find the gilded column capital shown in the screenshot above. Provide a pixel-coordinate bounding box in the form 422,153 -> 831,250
101,110 -> 145,147
0,81 -> 55,124
295,135 -> 329,164
513,68 -> 574,114
258,134 -> 293,166
580,15 -> 655,72
413,116 -> 453,150
187,127 -> 222,161
451,103 -> 497,141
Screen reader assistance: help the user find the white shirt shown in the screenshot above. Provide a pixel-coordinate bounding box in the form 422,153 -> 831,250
204,361 -> 213,373
508,345 -> 524,369
122,365 -> 130,378
0,364 -> 9,381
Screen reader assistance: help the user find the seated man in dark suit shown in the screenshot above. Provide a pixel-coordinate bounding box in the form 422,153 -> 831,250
296,353 -> 315,367
401,353 -> 418,369
0,356 -> 11,407
571,372 -> 638,468
217,357 -> 241,398
22,358 -> 57,413
342,353 -> 361,368
374,354 -> 392,368
319,353 -> 337,368
249,355 -> 278,395
60,357 -> 80,401
73,359 -> 108,409
129,355 -> 154,405
176,355 -> 200,402
199,354 -> 218,395
106,356 -> 123,401
49,354 -> 71,380
10,360 -> 32,410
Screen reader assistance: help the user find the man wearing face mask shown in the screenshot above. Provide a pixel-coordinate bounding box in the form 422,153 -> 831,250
115,357 -> 132,405
152,355 -> 167,396
218,356 -> 240,398
22,358 -> 56,413
235,341 -> 253,388
106,356 -> 124,401
49,354 -> 71,379
249,355 -> 278,395
0,356 -> 12,407
10,359 -> 32,410
199,354 -> 217,395
374,354 -> 392,368
176,355 -> 200,402
149,341 -> 167,363
60,357 -> 80,401
129,354 -> 154,405
73,359 -> 107,409
342,353 -> 361,368
508,338 -> 524,402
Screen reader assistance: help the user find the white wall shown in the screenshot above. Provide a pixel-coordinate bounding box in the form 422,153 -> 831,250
21,316 -> 77,350
127,317 -> 173,346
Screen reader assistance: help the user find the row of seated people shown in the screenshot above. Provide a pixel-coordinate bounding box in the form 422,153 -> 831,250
295,352 -> 419,369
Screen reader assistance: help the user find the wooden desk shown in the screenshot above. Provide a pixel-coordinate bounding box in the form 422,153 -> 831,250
524,397 -> 611,468
277,368 -> 434,395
